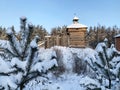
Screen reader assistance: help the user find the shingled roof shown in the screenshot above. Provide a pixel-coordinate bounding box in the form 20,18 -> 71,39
67,16 -> 87,28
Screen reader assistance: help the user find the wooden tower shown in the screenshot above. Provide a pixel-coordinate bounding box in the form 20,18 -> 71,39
66,16 -> 87,47
115,34 -> 120,51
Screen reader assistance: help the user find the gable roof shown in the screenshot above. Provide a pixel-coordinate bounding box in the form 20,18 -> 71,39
67,23 -> 87,28
115,34 -> 120,38
67,16 -> 87,28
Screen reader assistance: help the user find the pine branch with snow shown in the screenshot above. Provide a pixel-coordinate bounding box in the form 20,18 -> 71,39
85,41 -> 120,90
0,17 -> 58,90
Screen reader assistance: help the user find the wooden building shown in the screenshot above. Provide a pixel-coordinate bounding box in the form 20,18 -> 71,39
44,34 -> 68,48
66,16 -> 87,47
42,16 -> 87,48
115,34 -> 120,51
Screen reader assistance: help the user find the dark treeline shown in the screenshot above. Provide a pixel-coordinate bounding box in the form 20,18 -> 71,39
0,25 -> 48,41
87,25 -> 120,48
51,25 -> 67,36
0,26 -> 7,39
0,25 -> 120,48
32,25 -> 48,40
50,25 -> 120,48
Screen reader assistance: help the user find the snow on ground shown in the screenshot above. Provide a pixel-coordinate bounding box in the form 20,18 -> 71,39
24,73 -> 99,90
0,40 -> 9,48
47,74 -> 86,90
0,40 -> 100,90
24,46 -> 99,90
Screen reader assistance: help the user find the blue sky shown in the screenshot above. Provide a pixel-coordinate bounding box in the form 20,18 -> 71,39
0,0 -> 120,32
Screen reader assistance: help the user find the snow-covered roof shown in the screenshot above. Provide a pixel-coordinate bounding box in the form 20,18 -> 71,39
20,16 -> 27,21
104,38 -> 108,42
73,16 -> 79,20
115,34 -> 120,38
67,23 -> 87,28
67,16 -> 87,28
45,35 -> 51,38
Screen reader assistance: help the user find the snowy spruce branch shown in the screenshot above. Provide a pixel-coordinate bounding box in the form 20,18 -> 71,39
85,41 -> 120,89
0,17 -> 58,90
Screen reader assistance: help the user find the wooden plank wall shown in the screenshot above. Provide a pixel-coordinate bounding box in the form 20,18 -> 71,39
115,37 -> 120,51
44,27 -> 87,48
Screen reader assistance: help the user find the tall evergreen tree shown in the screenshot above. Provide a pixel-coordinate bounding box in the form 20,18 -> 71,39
85,40 -> 120,89
0,17 -> 57,90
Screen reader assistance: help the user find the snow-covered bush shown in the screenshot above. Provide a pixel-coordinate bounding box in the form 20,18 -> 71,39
52,46 -> 86,75
0,17 -> 58,90
52,47 -> 65,76
79,76 -> 100,90
52,46 -> 94,76
85,41 -> 120,90
73,53 -> 87,74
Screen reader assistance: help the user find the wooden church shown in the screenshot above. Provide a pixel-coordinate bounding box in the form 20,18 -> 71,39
43,16 -> 87,48
66,16 -> 87,47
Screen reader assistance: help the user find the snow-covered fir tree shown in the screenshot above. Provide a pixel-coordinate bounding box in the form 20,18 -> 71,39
85,39 -> 120,90
0,17 -> 58,90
